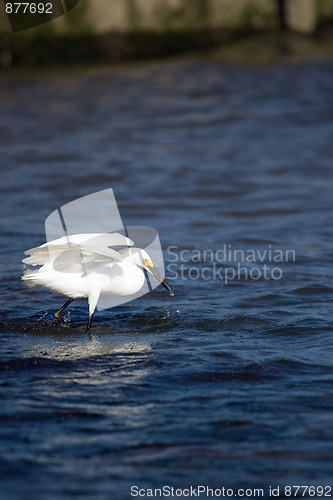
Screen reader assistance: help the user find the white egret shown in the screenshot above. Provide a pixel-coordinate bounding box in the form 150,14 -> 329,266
22,232 -> 174,330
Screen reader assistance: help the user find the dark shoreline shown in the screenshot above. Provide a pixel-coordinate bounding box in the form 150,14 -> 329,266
1,24 -> 333,69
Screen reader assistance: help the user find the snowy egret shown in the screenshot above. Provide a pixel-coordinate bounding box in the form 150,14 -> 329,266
22,233 -> 174,330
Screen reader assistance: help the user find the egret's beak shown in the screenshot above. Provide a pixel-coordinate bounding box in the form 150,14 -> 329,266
144,261 -> 174,297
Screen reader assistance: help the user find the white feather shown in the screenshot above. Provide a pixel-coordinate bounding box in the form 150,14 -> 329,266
22,233 -> 154,323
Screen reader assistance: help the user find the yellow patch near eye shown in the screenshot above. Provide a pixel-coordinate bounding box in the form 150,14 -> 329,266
143,258 -> 154,267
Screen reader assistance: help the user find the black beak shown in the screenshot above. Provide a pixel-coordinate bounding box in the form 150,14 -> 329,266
161,278 -> 175,296
148,266 -> 174,297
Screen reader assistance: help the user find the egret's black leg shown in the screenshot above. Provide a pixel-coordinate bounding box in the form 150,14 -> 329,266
86,314 -> 92,331
55,298 -> 74,323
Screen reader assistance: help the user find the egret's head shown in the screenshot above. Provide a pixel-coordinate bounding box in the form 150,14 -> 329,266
127,248 -> 174,296
142,252 -> 174,296
126,248 -> 152,269
120,248 -> 174,296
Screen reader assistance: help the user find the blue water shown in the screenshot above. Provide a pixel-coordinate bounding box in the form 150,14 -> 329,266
0,57 -> 333,499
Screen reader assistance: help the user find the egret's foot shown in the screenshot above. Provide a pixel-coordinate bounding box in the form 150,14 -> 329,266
54,311 -> 65,324
54,298 -> 74,325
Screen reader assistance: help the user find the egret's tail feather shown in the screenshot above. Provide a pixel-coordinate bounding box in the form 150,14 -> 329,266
21,269 -> 40,287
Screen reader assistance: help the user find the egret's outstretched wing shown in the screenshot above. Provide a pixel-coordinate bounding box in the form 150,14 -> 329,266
47,246 -> 87,273
22,243 -> 123,266
79,245 -> 123,264
22,244 -> 74,266
23,232 -> 133,267
34,232 -> 134,249
22,240 -> 127,275
71,233 -> 134,248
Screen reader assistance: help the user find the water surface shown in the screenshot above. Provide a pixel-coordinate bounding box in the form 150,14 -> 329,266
0,57 -> 333,499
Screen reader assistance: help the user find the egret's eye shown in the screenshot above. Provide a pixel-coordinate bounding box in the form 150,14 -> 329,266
143,258 -> 153,267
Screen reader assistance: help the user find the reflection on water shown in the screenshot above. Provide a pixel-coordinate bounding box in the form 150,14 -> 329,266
23,329 -> 153,363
